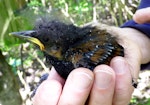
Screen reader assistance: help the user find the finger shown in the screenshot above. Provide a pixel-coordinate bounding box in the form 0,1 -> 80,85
110,57 -> 134,105
48,67 -> 65,85
133,7 -> 150,24
88,65 -> 115,105
33,80 -> 62,105
58,68 -> 94,105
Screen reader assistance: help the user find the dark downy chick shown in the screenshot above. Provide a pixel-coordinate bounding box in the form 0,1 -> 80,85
10,20 -> 124,79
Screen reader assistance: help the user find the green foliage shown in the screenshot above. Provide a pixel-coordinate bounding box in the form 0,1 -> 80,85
130,97 -> 150,105
1,0 -> 146,104
0,0 -> 140,49
28,0 -> 42,7
68,1 -> 93,24
0,0 -> 30,49
9,57 -> 21,74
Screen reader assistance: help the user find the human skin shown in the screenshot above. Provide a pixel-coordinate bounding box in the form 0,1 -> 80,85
133,7 -> 150,24
33,8 -> 150,105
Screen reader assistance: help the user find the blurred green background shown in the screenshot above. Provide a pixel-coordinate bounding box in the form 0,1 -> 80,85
0,0 -> 150,105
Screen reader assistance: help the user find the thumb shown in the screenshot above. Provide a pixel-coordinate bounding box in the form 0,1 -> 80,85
133,7 -> 150,24
123,39 -> 141,85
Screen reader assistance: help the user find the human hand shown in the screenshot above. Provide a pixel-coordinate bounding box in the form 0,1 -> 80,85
133,7 -> 150,24
32,22 -> 150,105
33,57 -> 134,105
32,8 -> 150,104
32,24 -> 150,105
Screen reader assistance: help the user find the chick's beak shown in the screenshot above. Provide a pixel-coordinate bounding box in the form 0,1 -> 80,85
10,31 -> 45,51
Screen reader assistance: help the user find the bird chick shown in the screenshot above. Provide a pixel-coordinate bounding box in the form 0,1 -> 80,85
10,20 -> 124,79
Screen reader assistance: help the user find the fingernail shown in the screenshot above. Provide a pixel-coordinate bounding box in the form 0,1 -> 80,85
72,72 -> 92,91
112,59 -> 126,74
95,70 -> 113,89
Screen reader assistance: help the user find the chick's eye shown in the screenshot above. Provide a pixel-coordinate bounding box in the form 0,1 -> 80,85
43,37 -> 49,42
51,45 -> 60,51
